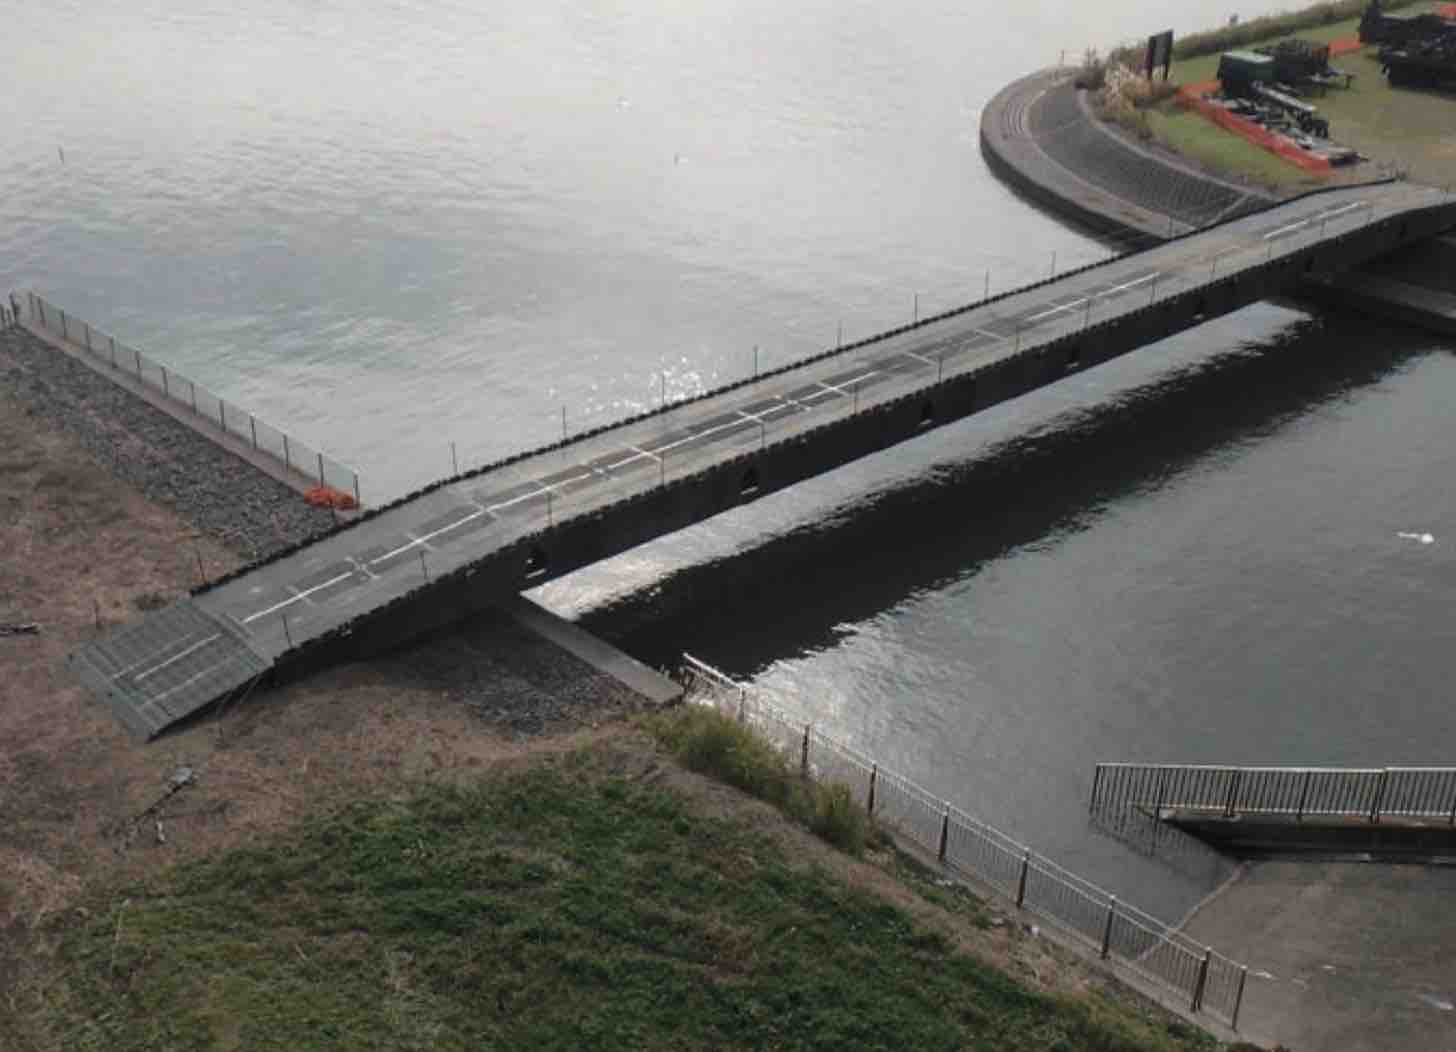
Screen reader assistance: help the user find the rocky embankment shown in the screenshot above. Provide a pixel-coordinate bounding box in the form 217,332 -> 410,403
0,323 -> 334,559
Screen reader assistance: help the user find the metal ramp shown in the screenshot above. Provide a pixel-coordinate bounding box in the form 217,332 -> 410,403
67,598 -> 271,739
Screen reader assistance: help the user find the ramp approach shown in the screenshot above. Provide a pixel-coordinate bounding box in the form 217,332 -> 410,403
72,182 -> 1456,737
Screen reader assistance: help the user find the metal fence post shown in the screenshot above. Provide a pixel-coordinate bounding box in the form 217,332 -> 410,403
1224,768 -> 1242,818
937,808 -> 950,861
84,323 -> 92,351
867,764 -> 877,816
1191,948 -> 1211,1012
316,452 -> 325,486
161,366 -> 169,397
1297,769 -> 1312,821
1100,897 -> 1117,959
1089,764 -> 1104,813
109,336 -> 117,368
353,473 -> 361,509
1370,769 -> 1389,823
135,349 -> 143,380
800,724 -> 810,778
1232,965 -> 1248,1030
1015,850 -> 1030,908
283,434 -> 291,471
60,310 -> 67,339
219,400 -> 226,432
250,415 -> 257,449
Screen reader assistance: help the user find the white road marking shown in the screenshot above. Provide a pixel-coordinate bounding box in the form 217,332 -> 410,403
1027,299 -> 1085,322
973,327 -> 1005,342
1100,271 -> 1159,296
151,660 -> 234,704
242,569 -> 357,624
134,633 -> 220,683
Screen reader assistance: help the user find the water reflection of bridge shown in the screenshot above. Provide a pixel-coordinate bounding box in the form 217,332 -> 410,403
72,182 -> 1456,738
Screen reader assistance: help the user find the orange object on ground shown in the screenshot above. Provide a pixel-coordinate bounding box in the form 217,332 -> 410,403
1438,3 -> 1456,17
1328,34 -> 1363,56
1175,83 -> 1333,173
305,485 -> 359,510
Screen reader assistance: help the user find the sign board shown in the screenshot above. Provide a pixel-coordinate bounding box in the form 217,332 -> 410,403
1146,29 -> 1175,80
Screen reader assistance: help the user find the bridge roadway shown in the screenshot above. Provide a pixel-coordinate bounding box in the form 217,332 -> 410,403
70,181 -> 1455,737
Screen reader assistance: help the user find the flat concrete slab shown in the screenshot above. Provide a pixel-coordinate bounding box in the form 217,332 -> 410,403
505,597 -> 682,708
1182,861 -> 1456,1051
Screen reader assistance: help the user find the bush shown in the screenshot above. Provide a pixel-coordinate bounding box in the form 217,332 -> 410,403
810,783 -> 868,856
656,704 -> 796,808
1170,0 -> 1424,60
650,705 -> 871,857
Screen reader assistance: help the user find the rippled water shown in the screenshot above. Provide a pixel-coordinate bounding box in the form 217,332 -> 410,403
6,0 -> 1456,922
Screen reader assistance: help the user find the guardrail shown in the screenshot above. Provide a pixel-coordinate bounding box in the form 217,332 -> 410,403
24,293 -> 362,506
680,654 -> 1250,1030
1090,763 -> 1456,824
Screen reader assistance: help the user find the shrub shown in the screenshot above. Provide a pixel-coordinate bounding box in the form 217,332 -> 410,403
810,783 -> 868,856
1171,0 -> 1424,60
654,704 -> 797,808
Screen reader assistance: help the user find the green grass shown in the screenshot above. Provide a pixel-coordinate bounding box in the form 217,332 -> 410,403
1144,103 -> 1329,190
22,743 -> 1230,1052
1147,2 -> 1456,190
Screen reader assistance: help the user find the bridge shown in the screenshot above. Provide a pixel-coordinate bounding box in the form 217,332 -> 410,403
70,180 -> 1456,738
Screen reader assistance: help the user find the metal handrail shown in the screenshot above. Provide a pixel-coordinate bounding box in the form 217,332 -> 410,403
680,654 -> 1251,1029
1091,762 -> 1456,825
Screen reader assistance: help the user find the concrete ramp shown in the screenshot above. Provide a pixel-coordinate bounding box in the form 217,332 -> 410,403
67,599 -> 269,739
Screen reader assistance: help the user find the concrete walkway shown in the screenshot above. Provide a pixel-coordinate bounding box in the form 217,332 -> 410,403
1182,862 -> 1456,1050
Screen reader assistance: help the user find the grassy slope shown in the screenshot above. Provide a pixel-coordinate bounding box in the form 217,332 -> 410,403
18,737 -> 1228,1052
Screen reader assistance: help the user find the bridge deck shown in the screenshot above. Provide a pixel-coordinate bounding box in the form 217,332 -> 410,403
70,181 -> 1452,736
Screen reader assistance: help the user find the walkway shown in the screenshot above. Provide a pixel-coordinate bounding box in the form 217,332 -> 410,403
70,180 -> 1456,737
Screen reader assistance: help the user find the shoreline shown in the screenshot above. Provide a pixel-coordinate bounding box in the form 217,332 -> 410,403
978,68 -> 1277,246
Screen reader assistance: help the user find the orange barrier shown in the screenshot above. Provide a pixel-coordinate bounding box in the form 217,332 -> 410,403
1176,82 -> 1332,173
1439,3 -> 1456,16
1327,35 -> 1363,56
305,485 -> 359,510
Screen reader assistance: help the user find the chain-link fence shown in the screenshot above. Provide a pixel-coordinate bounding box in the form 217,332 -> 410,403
24,293 -> 362,505
679,653 -> 1251,1031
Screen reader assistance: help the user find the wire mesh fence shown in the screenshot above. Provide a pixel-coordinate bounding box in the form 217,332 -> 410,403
24,292 -> 362,505
1091,762 -> 1456,824
678,654 -> 1250,1030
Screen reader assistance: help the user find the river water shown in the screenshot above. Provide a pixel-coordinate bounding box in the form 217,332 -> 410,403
6,0 -> 1455,922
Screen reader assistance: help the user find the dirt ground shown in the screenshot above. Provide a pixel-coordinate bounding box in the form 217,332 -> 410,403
0,375 -> 645,958
0,354 -> 1212,1049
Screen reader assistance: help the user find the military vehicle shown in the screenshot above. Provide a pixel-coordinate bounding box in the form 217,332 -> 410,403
1381,37 -> 1456,90
1359,0 -> 1456,46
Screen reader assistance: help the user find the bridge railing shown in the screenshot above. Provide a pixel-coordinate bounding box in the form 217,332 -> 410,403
24,293 -> 362,505
1090,763 -> 1456,824
679,654 -> 1251,1030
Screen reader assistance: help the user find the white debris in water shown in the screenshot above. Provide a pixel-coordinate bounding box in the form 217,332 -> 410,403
1322,964 -> 1337,973
1253,970 -> 1276,980
1397,532 -> 1435,545
1417,993 -> 1454,1012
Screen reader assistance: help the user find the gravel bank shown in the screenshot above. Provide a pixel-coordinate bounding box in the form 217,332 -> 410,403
0,324 -> 334,559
